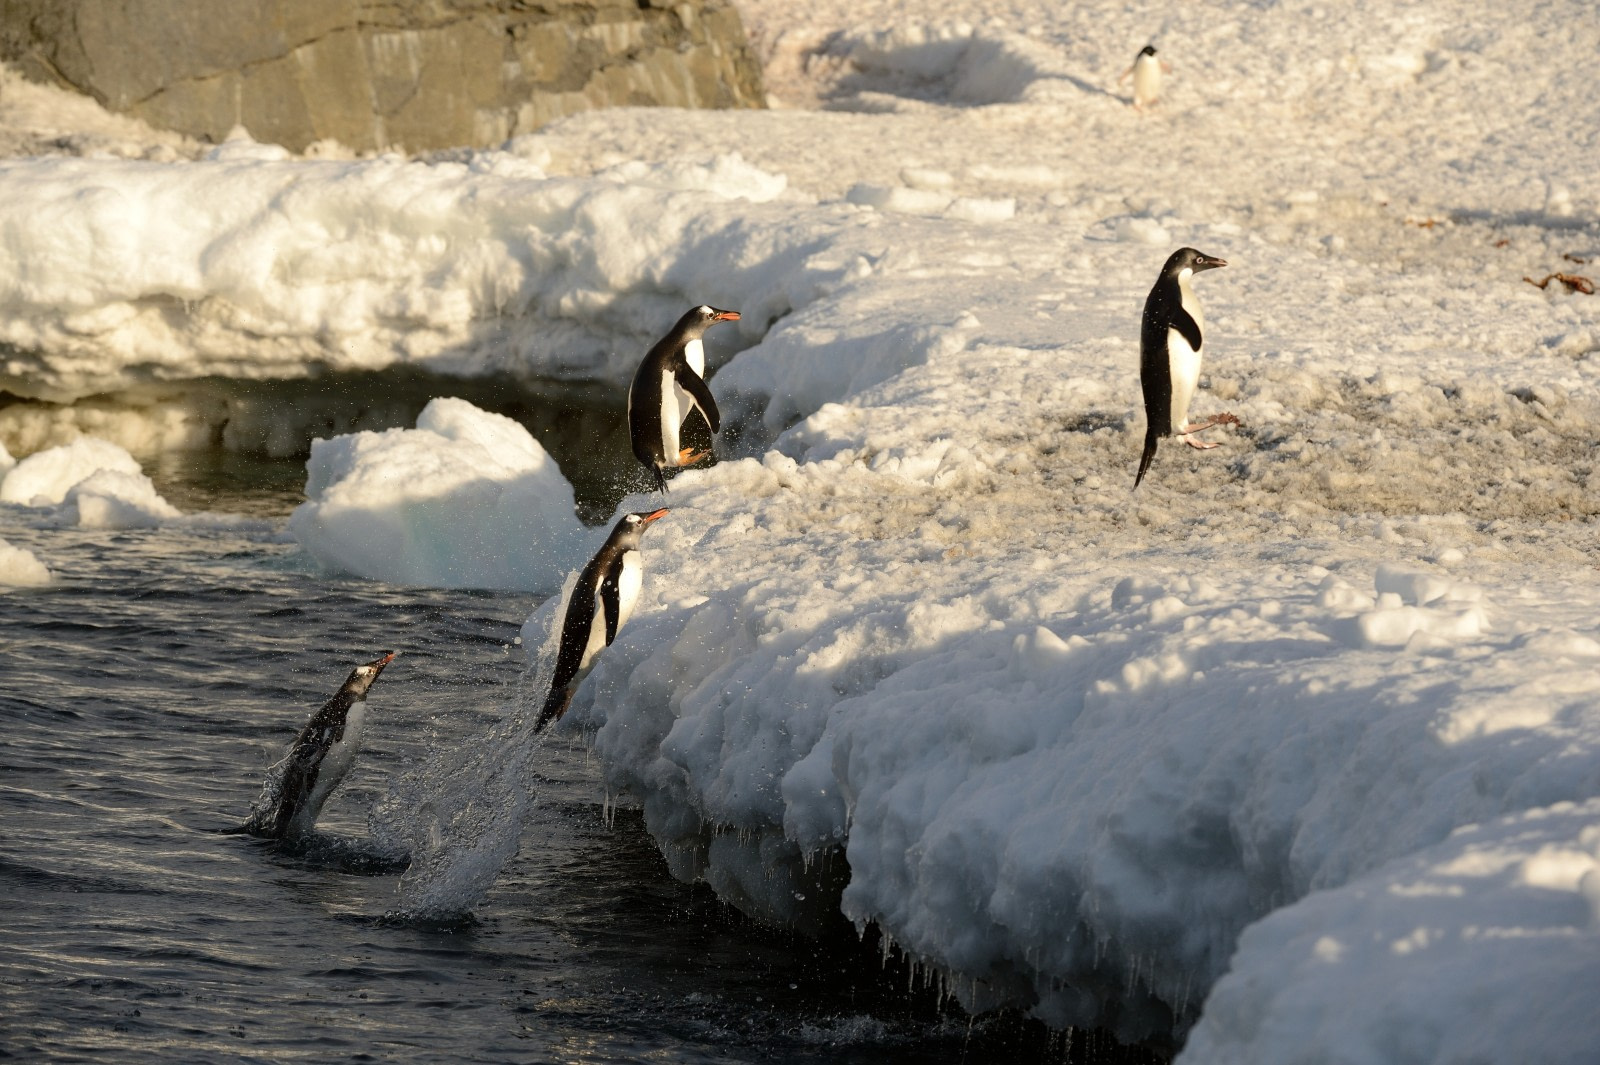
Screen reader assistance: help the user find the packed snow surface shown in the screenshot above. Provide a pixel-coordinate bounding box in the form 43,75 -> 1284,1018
4,0 -> 1600,1059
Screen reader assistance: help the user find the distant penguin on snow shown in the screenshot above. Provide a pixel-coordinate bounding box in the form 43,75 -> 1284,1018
262,652 -> 396,840
1119,45 -> 1171,111
535,509 -> 669,732
1135,247 -> 1239,488
628,305 -> 739,492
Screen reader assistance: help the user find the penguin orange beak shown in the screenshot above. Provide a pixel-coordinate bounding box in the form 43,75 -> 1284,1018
712,310 -> 741,322
1198,256 -> 1227,270
640,508 -> 669,525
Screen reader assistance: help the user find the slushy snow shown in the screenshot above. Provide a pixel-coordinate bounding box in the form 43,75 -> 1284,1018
2,0 -> 1599,1059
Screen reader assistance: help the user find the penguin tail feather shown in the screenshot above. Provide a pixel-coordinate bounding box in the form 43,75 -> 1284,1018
1134,431 -> 1159,488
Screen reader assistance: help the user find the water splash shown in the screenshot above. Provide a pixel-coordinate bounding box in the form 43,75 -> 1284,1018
369,576 -> 572,919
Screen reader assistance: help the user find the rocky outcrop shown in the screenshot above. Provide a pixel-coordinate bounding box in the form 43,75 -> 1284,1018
0,0 -> 765,153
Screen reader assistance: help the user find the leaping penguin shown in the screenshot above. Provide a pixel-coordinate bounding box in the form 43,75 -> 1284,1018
1118,45 -> 1171,111
1135,248 -> 1240,488
534,509 -> 669,732
265,652 -> 396,840
628,305 -> 738,492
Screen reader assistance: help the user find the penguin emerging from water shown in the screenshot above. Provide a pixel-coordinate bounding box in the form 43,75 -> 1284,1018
1135,248 -> 1240,488
628,305 -> 739,492
265,652 -> 396,840
534,509 -> 669,732
1118,45 -> 1171,111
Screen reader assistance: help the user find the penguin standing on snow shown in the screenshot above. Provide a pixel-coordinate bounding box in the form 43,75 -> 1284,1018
1118,45 -> 1171,111
263,652 -> 397,840
628,305 -> 739,492
1135,248 -> 1240,488
535,509 -> 669,732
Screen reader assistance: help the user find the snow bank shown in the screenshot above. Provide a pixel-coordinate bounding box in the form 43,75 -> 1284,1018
1182,800 -> 1600,1065
0,142 -> 788,402
562,435 -> 1600,1043
288,398 -> 587,592
0,537 -> 50,586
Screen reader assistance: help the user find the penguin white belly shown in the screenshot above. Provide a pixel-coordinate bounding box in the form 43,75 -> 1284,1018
286,702 -> 367,836
1133,56 -> 1161,107
1167,329 -> 1202,433
658,368 -> 682,463
614,551 -> 643,632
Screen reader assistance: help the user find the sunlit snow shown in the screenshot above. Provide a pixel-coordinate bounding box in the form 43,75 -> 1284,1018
1,0 -> 1597,1059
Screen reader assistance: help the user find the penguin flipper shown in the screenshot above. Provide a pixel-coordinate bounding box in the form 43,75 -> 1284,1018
674,367 -> 721,434
598,568 -> 622,646
1170,306 -> 1203,353
533,685 -> 572,732
1134,429 -> 1160,488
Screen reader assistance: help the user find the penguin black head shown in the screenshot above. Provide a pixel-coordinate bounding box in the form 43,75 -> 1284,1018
611,508 -> 669,548
1139,45 -> 1158,57
1162,247 -> 1227,276
677,305 -> 742,336
342,651 -> 397,696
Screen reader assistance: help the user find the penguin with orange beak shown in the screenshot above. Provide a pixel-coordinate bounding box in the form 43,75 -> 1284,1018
535,509 -> 669,731
266,652 -> 397,840
627,305 -> 739,492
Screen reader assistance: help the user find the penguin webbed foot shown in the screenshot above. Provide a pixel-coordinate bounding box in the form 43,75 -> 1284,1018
676,447 -> 712,467
1179,412 -> 1242,449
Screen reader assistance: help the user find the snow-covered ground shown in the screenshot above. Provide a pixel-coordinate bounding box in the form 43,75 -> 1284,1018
3,0 -> 1599,1059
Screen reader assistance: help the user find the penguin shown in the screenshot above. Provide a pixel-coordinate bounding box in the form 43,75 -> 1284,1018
628,305 -> 739,492
534,509 -> 669,732
266,652 -> 396,840
1118,45 -> 1171,111
1134,247 -> 1240,488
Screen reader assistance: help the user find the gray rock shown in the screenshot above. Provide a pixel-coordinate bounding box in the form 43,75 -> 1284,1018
0,0 -> 766,152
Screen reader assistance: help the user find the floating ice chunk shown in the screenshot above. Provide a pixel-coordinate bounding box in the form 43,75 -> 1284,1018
0,436 -> 142,505
59,469 -> 182,529
288,397 -> 585,591
0,538 -> 50,586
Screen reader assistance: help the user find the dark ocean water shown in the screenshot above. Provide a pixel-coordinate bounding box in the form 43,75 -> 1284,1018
0,462 -> 1162,1065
